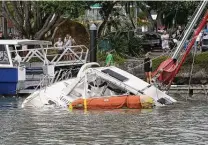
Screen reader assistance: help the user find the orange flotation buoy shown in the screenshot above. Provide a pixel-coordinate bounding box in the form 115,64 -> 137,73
69,95 -> 154,110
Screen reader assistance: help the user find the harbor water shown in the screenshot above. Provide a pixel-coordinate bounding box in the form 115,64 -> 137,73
0,96 -> 208,145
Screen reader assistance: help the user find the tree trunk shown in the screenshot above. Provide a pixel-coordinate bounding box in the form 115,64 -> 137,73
98,19 -> 108,38
97,2 -> 117,38
51,19 -> 67,41
156,12 -> 163,29
34,14 -> 59,40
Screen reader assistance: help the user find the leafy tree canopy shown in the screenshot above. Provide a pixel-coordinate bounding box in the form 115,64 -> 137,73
2,1 -> 89,39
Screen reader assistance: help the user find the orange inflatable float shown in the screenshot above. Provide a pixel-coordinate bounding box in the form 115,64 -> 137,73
68,95 -> 154,110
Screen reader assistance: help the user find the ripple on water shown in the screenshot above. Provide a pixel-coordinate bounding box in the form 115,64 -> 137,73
0,97 -> 208,144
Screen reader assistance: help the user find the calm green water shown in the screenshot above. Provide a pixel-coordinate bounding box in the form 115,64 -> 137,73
0,97 -> 208,145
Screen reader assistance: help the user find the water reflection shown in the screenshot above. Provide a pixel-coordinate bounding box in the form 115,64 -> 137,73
0,97 -> 208,144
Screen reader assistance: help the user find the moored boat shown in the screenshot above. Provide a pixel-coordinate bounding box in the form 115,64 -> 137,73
0,39 -> 88,96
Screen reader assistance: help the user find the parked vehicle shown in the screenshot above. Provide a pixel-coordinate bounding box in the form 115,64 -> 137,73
137,32 -> 174,52
201,34 -> 208,51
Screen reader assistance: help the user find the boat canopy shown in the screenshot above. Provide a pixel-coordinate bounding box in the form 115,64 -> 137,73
0,39 -> 52,45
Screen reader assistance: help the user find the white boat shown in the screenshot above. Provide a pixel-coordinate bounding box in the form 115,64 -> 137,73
0,39 -> 52,95
0,39 -> 88,96
22,62 -> 176,108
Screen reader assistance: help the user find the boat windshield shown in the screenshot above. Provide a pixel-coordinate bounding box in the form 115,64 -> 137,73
0,45 -> 10,65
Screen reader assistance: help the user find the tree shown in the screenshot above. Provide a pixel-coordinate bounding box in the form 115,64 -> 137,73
97,1 -> 118,38
2,1 -> 88,40
143,1 -> 199,28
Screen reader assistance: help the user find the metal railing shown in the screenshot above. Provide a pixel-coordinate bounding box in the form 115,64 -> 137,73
33,68 -> 75,92
10,45 -> 89,67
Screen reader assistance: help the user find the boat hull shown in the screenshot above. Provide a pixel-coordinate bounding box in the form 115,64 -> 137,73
0,68 -> 18,95
21,78 -> 76,108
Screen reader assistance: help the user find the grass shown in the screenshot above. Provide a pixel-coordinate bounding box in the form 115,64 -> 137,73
152,51 -> 208,72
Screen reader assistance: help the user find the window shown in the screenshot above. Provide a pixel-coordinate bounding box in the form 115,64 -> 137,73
102,69 -> 129,82
203,39 -> 208,45
0,45 -> 10,64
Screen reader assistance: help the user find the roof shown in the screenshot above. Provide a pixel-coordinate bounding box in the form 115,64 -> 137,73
0,39 -> 52,45
90,3 -> 101,9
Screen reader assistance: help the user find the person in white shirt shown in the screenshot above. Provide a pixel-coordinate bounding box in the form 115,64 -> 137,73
161,31 -> 170,52
54,37 -> 63,47
196,32 -> 202,52
64,34 -> 71,46
54,37 -> 64,56
63,34 -> 72,60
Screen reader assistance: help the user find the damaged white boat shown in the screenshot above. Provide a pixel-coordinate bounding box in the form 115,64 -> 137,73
22,62 -> 176,108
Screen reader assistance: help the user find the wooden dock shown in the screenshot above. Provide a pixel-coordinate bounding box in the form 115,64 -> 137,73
168,85 -> 208,95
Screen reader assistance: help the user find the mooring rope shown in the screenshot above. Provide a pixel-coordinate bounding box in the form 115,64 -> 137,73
187,43 -> 197,101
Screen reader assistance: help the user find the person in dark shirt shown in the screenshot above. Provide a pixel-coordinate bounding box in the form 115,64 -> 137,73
144,52 -> 152,83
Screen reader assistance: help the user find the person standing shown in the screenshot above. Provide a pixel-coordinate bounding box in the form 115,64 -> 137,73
144,52 -> 152,84
105,50 -> 114,66
54,37 -> 64,56
64,34 -> 72,47
196,32 -> 202,52
63,34 -> 72,60
54,37 -> 63,47
161,30 -> 170,52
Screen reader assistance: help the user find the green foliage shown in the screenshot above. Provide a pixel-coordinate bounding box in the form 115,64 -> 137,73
183,53 -> 193,65
3,1 -> 89,39
194,52 -> 208,71
98,31 -> 128,56
98,30 -> 143,57
152,52 -> 208,71
143,1 -> 199,27
195,52 -> 208,63
39,1 -> 87,18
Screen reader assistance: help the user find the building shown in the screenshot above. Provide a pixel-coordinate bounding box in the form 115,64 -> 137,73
0,16 -> 18,35
85,4 -> 102,23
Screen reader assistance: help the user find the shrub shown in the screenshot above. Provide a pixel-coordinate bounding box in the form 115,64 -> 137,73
152,52 -> 208,72
98,30 -> 144,57
194,52 -> 208,71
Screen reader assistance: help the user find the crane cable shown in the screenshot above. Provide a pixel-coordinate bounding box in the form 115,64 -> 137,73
187,42 -> 197,101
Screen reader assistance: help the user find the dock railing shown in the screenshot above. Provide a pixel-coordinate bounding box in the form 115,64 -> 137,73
10,45 -> 89,67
